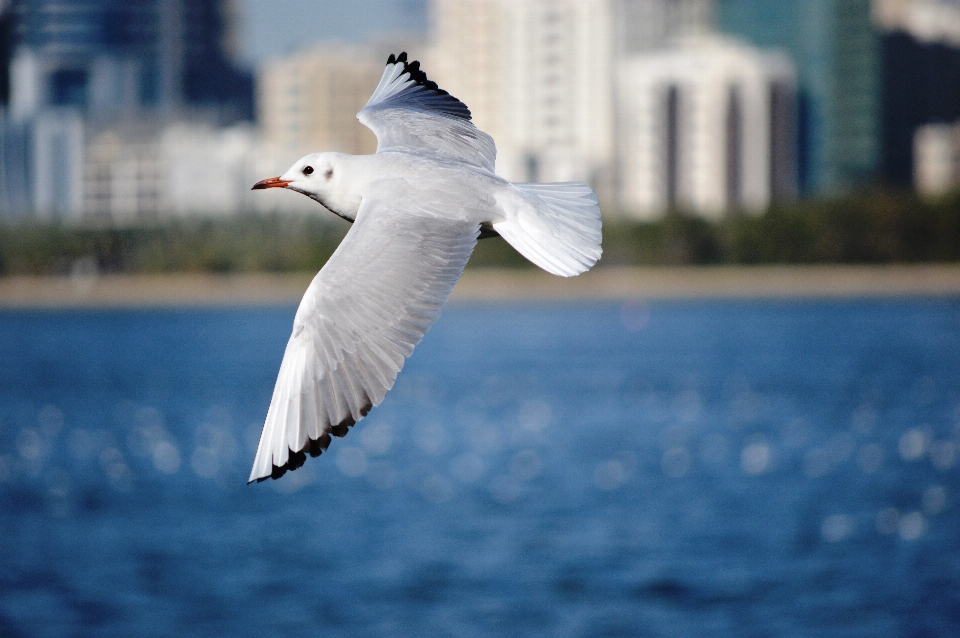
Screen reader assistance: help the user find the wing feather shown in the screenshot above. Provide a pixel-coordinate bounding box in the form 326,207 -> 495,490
357,53 -> 497,172
249,199 -> 480,483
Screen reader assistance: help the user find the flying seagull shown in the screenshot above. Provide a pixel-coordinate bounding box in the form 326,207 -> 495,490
248,52 -> 601,483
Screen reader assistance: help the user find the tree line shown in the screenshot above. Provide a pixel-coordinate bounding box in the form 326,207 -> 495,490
1,189 -> 959,276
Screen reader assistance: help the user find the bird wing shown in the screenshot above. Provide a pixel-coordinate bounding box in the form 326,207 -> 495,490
357,52 -> 497,173
248,188 -> 480,482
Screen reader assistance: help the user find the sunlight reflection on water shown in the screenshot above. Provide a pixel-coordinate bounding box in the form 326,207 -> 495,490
0,300 -> 958,636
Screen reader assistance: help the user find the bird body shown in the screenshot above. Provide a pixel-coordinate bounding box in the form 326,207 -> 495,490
282,150 -> 506,225
249,52 -> 601,483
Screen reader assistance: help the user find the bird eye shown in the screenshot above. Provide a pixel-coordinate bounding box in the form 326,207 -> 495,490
302,166 -> 314,175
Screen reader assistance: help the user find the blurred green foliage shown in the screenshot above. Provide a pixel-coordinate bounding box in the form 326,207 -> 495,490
601,190 -> 960,266
0,214 -> 349,276
1,189 -> 959,276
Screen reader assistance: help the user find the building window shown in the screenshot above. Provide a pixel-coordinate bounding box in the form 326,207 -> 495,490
666,84 -> 680,209
49,69 -> 88,108
726,84 -> 743,209
770,81 -> 794,200
50,131 -> 71,218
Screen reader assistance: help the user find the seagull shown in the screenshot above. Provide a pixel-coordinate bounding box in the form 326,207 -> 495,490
248,52 -> 602,483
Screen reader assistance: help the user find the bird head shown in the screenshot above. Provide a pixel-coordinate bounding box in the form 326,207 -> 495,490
252,152 -> 340,203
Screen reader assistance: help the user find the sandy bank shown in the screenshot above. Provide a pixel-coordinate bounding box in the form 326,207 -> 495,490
0,265 -> 957,309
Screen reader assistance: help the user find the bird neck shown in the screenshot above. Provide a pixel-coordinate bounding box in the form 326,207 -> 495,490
314,154 -> 363,222
313,192 -> 359,222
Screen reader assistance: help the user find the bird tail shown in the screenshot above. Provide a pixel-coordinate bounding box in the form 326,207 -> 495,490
492,181 -> 602,277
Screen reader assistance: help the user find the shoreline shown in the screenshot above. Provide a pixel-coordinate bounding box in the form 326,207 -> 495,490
0,264 -> 957,309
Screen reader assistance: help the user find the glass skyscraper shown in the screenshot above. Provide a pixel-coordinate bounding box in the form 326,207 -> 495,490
716,0 -> 879,195
7,0 -> 251,119
0,0 -> 253,220
880,30 -> 960,187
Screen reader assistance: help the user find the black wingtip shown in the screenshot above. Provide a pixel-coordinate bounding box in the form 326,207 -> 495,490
382,51 -> 471,121
386,52 -> 410,66
247,404 -> 371,484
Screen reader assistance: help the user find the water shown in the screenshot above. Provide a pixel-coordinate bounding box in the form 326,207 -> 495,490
0,299 -> 959,637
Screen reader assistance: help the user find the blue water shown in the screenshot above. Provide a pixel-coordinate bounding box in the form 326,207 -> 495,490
1,299 -> 959,637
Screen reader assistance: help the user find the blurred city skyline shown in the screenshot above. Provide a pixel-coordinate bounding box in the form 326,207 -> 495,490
3,0 -> 960,222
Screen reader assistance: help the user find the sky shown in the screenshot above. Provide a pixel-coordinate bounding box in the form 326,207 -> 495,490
238,0 -> 427,65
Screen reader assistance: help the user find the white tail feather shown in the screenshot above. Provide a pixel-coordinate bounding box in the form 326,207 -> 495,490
493,182 -> 602,277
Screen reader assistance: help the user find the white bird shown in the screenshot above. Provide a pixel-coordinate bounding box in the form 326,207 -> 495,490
248,52 -> 601,482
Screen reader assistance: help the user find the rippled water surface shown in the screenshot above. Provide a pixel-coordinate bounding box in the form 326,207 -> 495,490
1,299 -> 959,637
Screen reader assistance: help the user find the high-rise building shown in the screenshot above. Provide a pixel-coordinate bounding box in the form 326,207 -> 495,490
428,0 -> 615,197
875,0 -> 960,43
913,121 -> 960,196
427,0 -> 803,216
257,46 -> 380,158
875,0 -> 960,187
0,0 -> 253,219
881,32 -> 960,187
0,0 -> 13,108
82,120 -> 264,222
716,0 -> 879,195
613,0 -> 713,53
618,35 -> 795,218
7,0 -> 252,120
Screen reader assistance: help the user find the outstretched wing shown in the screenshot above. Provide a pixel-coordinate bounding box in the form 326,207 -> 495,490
248,191 -> 480,483
357,52 -> 497,172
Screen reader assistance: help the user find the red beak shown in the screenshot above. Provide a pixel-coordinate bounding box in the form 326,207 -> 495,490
251,176 -> 291,190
